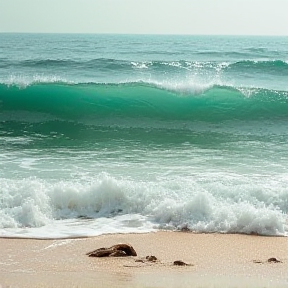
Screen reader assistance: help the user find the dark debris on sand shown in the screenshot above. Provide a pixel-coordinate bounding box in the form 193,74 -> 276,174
87,243 -> 193,267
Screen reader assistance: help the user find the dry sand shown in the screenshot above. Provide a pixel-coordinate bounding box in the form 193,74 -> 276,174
0,231 -> 288,288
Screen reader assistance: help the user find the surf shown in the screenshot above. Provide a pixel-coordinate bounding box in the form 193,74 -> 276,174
0,172 -> 286,238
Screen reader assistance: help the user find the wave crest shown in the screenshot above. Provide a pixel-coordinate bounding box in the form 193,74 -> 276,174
1,82 -> 288,129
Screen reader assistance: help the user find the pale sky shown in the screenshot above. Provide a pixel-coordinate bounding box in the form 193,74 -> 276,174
0,0 -> 288,35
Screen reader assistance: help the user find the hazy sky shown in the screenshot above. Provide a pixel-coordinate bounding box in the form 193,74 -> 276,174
0,0 -> 288,35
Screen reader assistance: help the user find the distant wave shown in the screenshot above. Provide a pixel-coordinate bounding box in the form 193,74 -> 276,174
2,58 -> 287,74
228,59 -> 288,72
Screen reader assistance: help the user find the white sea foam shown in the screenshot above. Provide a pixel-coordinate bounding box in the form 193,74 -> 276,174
0,172 -> 287,238
131,61 -> 149,69
2,74 -> 72,88
146,78 -> 216,95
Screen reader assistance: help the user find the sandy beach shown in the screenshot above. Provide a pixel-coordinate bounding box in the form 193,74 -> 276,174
0,231 -> 288,288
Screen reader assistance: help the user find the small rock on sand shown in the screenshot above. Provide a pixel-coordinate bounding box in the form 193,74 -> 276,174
173,260 -> 192,266
146,255 -> 157,262
268,257 -> 281,263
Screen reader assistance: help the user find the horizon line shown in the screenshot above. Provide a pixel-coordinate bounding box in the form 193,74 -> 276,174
0,32 -> 287,37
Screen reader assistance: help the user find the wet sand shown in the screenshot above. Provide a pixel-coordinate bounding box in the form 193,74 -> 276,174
1,231 -> 288,288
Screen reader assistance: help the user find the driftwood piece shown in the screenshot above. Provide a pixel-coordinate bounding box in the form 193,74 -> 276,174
86,244 -> 137,257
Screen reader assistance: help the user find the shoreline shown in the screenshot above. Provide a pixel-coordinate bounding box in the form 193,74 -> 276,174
1,231 -> 288,287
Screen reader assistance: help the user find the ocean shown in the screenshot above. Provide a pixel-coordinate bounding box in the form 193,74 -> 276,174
0,34 -> 287,238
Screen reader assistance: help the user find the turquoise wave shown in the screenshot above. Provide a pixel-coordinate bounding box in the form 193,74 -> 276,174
1,82 -> 288,125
